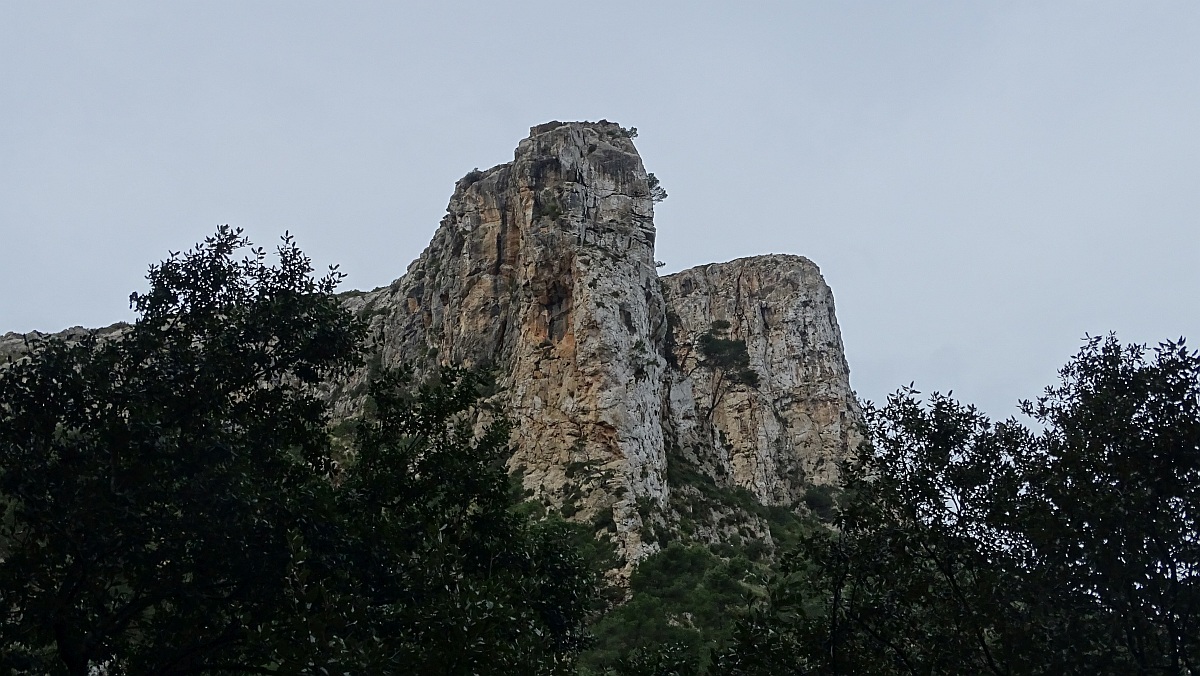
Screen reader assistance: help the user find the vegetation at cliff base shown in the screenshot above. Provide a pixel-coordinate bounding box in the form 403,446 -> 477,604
579,542 -> 756,674
2,227 -> 1196,675
579,335 -> 1199,675
0,227 -> 599,674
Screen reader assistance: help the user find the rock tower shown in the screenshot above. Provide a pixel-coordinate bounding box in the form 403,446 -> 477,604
0,121 -> 861,570
331,121 -> 860,568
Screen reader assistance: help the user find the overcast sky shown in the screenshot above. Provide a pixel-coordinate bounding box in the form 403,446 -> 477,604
2,1 -> 1197,418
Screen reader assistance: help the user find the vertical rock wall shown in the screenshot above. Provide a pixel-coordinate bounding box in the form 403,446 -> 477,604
661,256 -> 861,506
336,121 -> 670,565
329,121 -> 861,567
0,121 -> 862,570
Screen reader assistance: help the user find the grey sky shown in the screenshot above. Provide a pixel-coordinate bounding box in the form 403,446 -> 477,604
3,1 -> 1198,418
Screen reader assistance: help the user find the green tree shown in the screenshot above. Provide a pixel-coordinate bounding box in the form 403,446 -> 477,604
0,226 -> 363,674
688,320 -> 759,420
720,335 -> 1200,675
307,366 -> 600,674
1021,336 -> 1200,672
0,227 -> 599,674
647,173 -> 668,204
581,542 -> 752,674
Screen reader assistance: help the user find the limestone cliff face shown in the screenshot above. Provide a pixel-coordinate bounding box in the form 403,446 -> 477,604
661,257 -> 860,506
329,121 -> 860,567
2,121 -> 861,570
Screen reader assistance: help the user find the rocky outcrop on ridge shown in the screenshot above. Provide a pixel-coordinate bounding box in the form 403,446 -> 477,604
0,324 -> 128,363
328,121 -> 859,568
1,121 -> 860,571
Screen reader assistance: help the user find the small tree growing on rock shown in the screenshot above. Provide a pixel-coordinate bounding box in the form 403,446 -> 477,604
647,173 -> 668,204
691,320 -> 760,420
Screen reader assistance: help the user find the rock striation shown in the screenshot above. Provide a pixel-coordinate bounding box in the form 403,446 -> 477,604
330,121 -> 859,568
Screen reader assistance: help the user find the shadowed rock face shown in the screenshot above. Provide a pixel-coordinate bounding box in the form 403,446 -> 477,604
0,325 -> 128,363
331,121 -> 860,569
2,121 -> 861,571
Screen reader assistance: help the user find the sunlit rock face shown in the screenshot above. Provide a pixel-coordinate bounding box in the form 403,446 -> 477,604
330,121 -> 860,570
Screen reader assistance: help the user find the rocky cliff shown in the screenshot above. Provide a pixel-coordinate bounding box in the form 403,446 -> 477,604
1,121 -> 860,571
329,121 -> 859,568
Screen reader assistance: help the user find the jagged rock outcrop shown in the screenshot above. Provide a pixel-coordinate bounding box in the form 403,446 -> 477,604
2,121 -> 861,571
662,256 -> 860,506
0,325 -> 128,363
333,121 -> 670,566
328,121 -> 859,568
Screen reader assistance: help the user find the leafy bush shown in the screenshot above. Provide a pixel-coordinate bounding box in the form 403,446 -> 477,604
697,322 -> 758,389
580,543 -> 754,675
459,167 -> 485,187
801,484 -> 837,522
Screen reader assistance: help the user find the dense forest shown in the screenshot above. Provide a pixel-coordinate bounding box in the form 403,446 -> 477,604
2,229 -> 1196,674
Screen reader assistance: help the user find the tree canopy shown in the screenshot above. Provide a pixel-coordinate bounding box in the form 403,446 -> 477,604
720,335 -> 1200,675
3,225 -> 1196,675
0,226 -> 599,674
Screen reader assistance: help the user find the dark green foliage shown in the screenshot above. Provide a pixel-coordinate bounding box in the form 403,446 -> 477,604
613,643 -> 699,676
722,335 -> 1200,675
696,326 -> 753,381
583,450 -> 823,674
580,543 -> 756,675
663,453 -> 819,557
691,321 -> 760,421
0,227 -> 600,674
1019,336 -> 1200,672
801,484 -> 837,522
459,167 -> 485,187
325,367 -> 601,674
0,226 -> 364,674
647,173 -> 668,203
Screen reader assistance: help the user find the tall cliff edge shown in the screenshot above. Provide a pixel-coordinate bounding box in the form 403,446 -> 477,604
1,121 -> 860,571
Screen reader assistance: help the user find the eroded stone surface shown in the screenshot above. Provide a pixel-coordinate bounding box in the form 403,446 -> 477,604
328,121 -> 671,567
